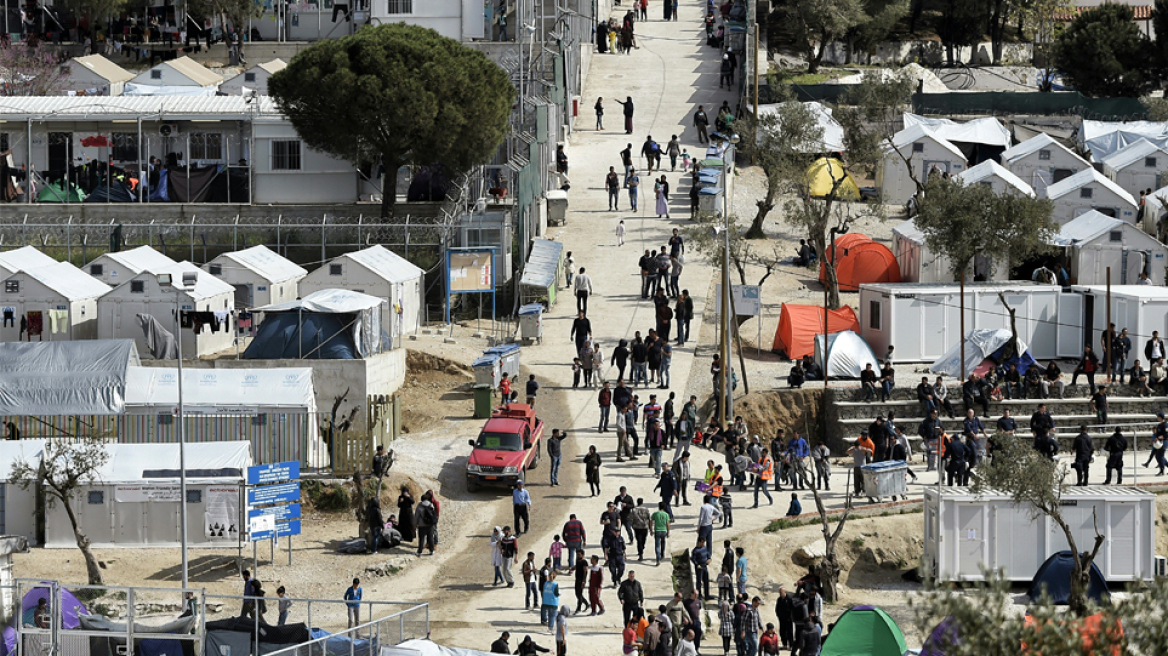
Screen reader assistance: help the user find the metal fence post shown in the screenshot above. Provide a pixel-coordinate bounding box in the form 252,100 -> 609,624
126,587 -> 135,656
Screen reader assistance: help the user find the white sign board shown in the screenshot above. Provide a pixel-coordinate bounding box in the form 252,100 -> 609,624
205,486 -> 241,541
248,514 -> 275,537
715,285 -> 761,316
114,484 -> 182,502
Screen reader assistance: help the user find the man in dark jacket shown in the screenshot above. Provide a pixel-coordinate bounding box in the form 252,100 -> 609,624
617,571 -> 644,625
916,376 -> 937,414
571,311 -> 592,354
1030,404 -> 1055,441
614,487 -> 636,544
789,592 -> 809,653
675,290 -> 694,345
1072,426 -> 1094,486
1104,429 -> 1128,484
946,437 -> 967,487
774,588 -> 794,649
868,416 -> 890,462
490,632 -> 511,654
639,250 -> 655,299
1145,331 -> 1166,363
653,465 -> 679,518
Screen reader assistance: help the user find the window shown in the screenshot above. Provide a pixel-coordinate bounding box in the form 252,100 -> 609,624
271,140 -> 302,171
87,491 -> 104,504
1110,230 -> 1123,242
979,181 -> 993,188
330,264 -> 343,276
1038,149 -> 1051,161
386,0 -> 412,13
912,142 -> 924,153
244,72 -> 256,82
869,300 -> 881,330
1146,156 -> 1158,168
209,263 -> 222,275
4,281 -> 17,294
90,264 -> 103,276
190,132 -> 223,161
186,490 -> 202,503
1080,187 -> 1093,199
467,228 -> 502,248
130,280 -> 145,293
151,69 -> 163,80
111,132 -> 138,162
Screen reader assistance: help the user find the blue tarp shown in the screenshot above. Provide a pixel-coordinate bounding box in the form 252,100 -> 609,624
150,168 -> 169,202
1029,551 -> 1108,605
243,312 -> 361,360
308,628 -> 376,656
989,340 -> 1039,378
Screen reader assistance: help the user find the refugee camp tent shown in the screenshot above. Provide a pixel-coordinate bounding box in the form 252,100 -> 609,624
772,304 -> 860,359
84,246 -> 178,287
1048,211 -> 1168,285
818,233 -> 901,291
806,157 -> 860,199
85,180 -> 136,203
79,615 -> 198,656
20,586 -> 90,628
36,181 -> 85,203
820,605 -> 908,656
1001,132 -> 1091,197
1042,168 -> 1138,225
1080,119 -> 1168,162
0,340 -> 137,416
957,159 -> 1036,197
245,289 -> 385,360
920,617 -> 959,656
298,246 -> 424,348
877,124 -> 967,205
0,262 -> 111,342
0,246 -> 56,277
892,219 -> 1006,283
43,441 -> 250,548
203,245 -> 307,309
930,329 -> 1037,378
813,330 -> 880,378
754,102 -> 845,152
1101,138 -> 1168,201
1029,551 -> 1108,605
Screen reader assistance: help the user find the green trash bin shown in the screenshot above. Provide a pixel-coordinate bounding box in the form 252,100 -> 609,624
473,384 -> 494,419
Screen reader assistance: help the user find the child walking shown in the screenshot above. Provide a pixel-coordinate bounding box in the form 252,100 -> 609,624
717,567 -> 733,602
616,220 -> 625,246
550,535 -> 565,572
276,586 -> 291,626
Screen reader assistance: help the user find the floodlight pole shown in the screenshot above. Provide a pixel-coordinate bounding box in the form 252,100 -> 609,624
163,271 -> 195,590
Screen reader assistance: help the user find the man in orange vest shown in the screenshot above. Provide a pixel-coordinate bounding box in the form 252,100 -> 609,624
751,449 -> 774,508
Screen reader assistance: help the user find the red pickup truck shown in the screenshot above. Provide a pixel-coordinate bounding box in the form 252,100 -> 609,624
466,404 -> 544,492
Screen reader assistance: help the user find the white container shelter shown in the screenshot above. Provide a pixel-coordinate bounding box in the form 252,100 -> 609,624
219,59 -> 287,96
43,441 -> 250,549
0,441 -> 45,544
923,486 -> 1155,583
1042,167 -> 1138,225
0,246 -> 56,277
0,262 -> 110,342
98,261 -> 235,358
877,124 -> 967,205
957,159 -> 1035,197
84,246 -> 178,287
1051,211 -> 1168,286
1000,133 -> 1091,197
128,56 -> 221,89
61,55 -> 134,96
1067,284 -> 1168,359
891,219 -> 1007,284
1101,137 -> 1168,201
858,281 -> 1063,363
298,245 -> 425,348
203,245 -> 306,308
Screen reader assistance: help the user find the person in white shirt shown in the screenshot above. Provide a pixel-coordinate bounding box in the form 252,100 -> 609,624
574,268 -> 593,315
616,220 -> 626,246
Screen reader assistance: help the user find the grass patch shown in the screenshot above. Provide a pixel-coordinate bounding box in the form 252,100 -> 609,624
851,537 -> 866,548
304,480 -> 352,513
764,518 -> 806,532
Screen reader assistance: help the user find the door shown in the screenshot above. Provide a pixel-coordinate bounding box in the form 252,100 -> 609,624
923,160 -> 951,178
1053,168 -> 1074,183
1123,250 -> 1147,284
233,284 -> 253,308
1094,206 -> 1118,218
1058,293 -> 1084,357
956,504 -> 985,579
1107,503 -> 1137,580
47,132 -> 73,184
921,299 -> 946,359
993,505 -> 1042,579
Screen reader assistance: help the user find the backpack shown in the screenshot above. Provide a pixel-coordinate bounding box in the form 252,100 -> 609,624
650,141 -> 660,154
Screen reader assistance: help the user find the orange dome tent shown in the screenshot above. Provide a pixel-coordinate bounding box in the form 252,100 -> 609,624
772,303 -> 860,359
818,233 -> 902,292
1022,612 -> 1122,656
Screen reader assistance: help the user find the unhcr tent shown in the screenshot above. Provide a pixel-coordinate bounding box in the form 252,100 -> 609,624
807,157 -> 860,200
36,181 -> 85,203
929,329 -> 1037,378
821,605 -> 908,656
814,330 -> 879,378
819,234 -> 901,291
0,340 -> 138,416
772,304 -> 859,359
246,289 -> 384,359
1029,551 -> 1108,605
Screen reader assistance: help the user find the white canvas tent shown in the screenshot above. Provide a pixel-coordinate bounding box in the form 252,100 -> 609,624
1101,138 -> 1167,201
813,330 -> 879,378
84,245 -> 177,286
877,124 -> 967,205
44,441 -> 250,549
957,159 -> 1035,197
1080,120 -> 1168,162
1050,211 -> 1168,285
892,219 -> 1006,283
1001,133 -> 1091,198
0,246 -> 56,277
1042,167 -> 1138,225
754,101 -> 845,152
930,329 -> 1031,377
0,340 -> 138,416
0,262 -> 110,342
902,114 -> 1012,148
203,245 -> 307,309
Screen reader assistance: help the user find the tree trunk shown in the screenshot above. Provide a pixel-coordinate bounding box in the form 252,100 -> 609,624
60,496 -> 103,585
991,5 -> 1004,65
813,555 -> 841,603
910,0 -> 924,33
746,181 -> 778,239
844,31 -> 854,65
809,29 -> 829,74
1068,563 -> 1090,617
380,154 -> 398,219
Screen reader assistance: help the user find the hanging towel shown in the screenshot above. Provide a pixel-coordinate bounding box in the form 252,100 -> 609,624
137,313 -> 178,359
26,312 -> 42,339
237,312 -> 253,329
49,309 -> 68,334
213,311 -> 230,333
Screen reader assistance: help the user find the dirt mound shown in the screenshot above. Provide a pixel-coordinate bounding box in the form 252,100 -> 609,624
731,390 -> 826,441
408,350 -> 474,376
400,349 -> 475,433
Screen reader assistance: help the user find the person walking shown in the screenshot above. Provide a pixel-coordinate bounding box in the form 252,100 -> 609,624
737,597 -> 762,656
628,169 -> 640,211
693,106 -> 709,144
598,382 -> 613,433
630,498 -> 652,561
344,578 -> 362,628
667,136 -> 681,171
542,572 -> 561,633
1104,428 -> 1128,484
674,451 -> 692,505
526,374 -> 540,407
587,554 -> 606,615
513,481 -> 532,534
499,526 -> 519,587
415,491 -> 438,554
1144,411 -> 1168,475
491,527 -> 506,585
595,97 -> 604,130
655,177 -> 670,218
548,429 -> 566,486
1072,426 -> 1094,486
734,548 -> 748,596
616,219 -> 626,245
650,502 -> 671,565
752,449 -> 774,508
574,268 -> 593,315
607,167 -> 621,210
616,96 -> 635,134
523,552 -> 539,609
618,571 -> 644,625
691,537 -> 711,600
574,550 -> 591,615
621,144 -> 634,185
571,310 -> 592,356
585,445 -> 602,496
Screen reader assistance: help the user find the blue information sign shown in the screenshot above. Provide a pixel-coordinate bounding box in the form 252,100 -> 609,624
247,461 -> 300,486
247,482 -> 300,506
248,503 -> 301,522
252,520 -> 301,541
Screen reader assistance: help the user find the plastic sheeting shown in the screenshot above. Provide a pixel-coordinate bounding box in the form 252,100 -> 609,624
902,114 -> 1012,148
249,289 -> 384,359
125,367 -> 316,415
929,329 -> 1031,378
397,639 -> 497,656
90,441 -> 251,484
813,330 -> 879,379
78,615 -> 197,634
755,102 -> 845,152
0,340 -> 138,416
1080,120 -> 1168,162
123,83 -> 219,96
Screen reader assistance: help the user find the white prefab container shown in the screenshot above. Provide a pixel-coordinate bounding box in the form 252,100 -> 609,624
1069,284 -> 1168,358
203,244 -> 306,309
877,125 -> 967,205
923,486 -> 1155,583
1051,211 -> 1168,286
0,263 -> 110,342
859,282 -> 1063,363
1001,133 -> 1091,198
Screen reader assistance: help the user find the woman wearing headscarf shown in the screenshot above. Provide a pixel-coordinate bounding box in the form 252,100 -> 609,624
615,97 -> 634,134
596,21 -> 608,53
490,526 -> 505,585
396,485 -> 416,543
365,497 -> 384,554
584,445 -> 602,497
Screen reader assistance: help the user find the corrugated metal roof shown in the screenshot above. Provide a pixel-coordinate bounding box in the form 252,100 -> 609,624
0,246 -> 57,275
958,159 -> 1035,197
1102,137 -> 1168,171
1050,210 -> 1125,246
1001,132 -> 1088,167
22,262 -> 111,300
216,245 -> 306,284
343,245 -> 424,284
1044,167 -> 1136,206
70,54 -> 134,84
100,246 -> 177,276
890,124 -> 966,161
520,239 -> 563,289
0,95 -> 280,120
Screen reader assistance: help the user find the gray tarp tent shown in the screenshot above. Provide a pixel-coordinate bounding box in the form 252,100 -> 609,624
813,330 -> 880,379
0,340 -> 139,416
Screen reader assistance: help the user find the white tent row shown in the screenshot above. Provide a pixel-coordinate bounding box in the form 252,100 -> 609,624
902,113 -> 1012,148
125,366 -> 317,415
755,102 -> 845,152
1080,120 -> 1168,162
